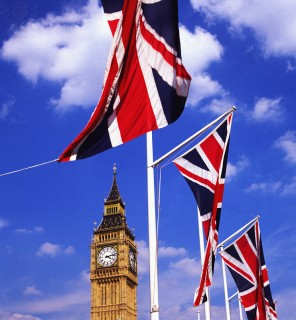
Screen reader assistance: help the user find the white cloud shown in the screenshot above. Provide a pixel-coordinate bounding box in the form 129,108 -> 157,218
275,131 -> 296,164
137,240 -> 203,319
200,97 -> 235,115
136,240 -> 200,319
168,257 -> 200,277
0,218 -> 9,229
23,286 -> 42,296
281,177 -> 296,195
136,240 -> 150,275
0,96 -> 15,120
137,240 -> 187,275
180,25 -> 225,107
274,288 -> 296,319
21,291 -> 89,314
78,270 -> 90,284
158,246 -> 187,258
286,60 -> 296,72
36,242 -> 75,257
16,272 -> 90,317
15,226 -> 44,234
245,177 -> 296,196
37,242 -> 61,257
251,97 -> 284,122
1,0 -> 111,112
191,0 -> 296,58
1,1 -> 227,113
187,74 -> 225,106
64,245 -> 75,255
180,26 -> 223,74
245,181 -> 282,194
5,271 -> 90,319
34,227 -> 44,233
226,156 -> 249,180
0,310 -> 41,320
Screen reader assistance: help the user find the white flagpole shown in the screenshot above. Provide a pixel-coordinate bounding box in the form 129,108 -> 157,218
219,216 -> 260,320
238,298 -> 244,320
144,108 -> 236,320
197,208 -> 211,320
221,246 -> 231,320
146,131 -> 160,320
151,106 -> 236,168
218,215 -> 260,250
226,291 -> 244,320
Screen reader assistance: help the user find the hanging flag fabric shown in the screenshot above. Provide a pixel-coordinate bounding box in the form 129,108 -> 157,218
173,113 -> 233,306
58,0 -> 191,162
220,221 -> 277,320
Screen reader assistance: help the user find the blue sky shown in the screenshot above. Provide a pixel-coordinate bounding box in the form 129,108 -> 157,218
0,0 -> 296,319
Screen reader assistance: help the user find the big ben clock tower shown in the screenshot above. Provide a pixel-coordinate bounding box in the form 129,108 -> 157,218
90,165 -> 138,320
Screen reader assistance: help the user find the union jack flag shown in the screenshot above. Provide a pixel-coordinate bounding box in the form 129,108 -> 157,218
59,0 -> 191,162
173,113 -> 233,306
220,221 -> 278,320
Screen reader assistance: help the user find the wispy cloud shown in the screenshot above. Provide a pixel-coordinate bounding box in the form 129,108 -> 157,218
23,286 -> 42,296
0,218 -> 9,229
245,178 -> 296,196
36,242 -> 75,257
136,240 -> 230,320
200,97 -> 235,115
250,97 -> 284,122
180,25 -> 225,107
158,246 -> 187,258
15,226 -> 44,234
281,176 -> 296,195
190,0 -> 296,59
15,271 -> 90,318
227,156 -> 249,180
0,310 -> 41,320
245,181 -> 282,194
0,95 -> 15,120
275,130 -> 296,164
273,288 -> 296,319
286,60 -> 296,72
137,240 -> 201,319
137,240 -> 188,275
20,291 -> 89,314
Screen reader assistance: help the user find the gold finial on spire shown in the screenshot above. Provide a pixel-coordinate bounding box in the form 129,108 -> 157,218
113,163 -> 117,174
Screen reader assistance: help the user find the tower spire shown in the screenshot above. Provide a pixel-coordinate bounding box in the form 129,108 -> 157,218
105,163 -> 123,206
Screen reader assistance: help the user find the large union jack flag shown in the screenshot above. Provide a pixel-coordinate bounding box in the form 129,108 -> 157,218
58,0 -> 191,162
173,113 -> 233,306
220,221 -> 278,320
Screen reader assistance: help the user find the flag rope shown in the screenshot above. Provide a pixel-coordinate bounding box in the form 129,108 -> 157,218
0,159 -> 58,177
170,306 -> 195,319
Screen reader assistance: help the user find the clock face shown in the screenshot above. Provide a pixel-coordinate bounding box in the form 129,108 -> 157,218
129,249 -> 136,271
97,246 -> 117,267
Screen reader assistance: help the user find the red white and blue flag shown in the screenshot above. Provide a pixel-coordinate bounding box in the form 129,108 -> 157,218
173,113 -> 233,306
220,221 -> 278,320
59,0 -> 191,162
